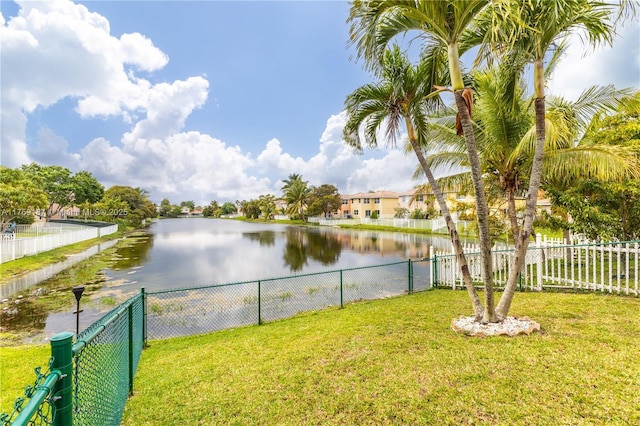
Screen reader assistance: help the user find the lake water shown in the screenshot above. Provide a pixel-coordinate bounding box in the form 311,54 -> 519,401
104,218 -> 460,291
3,218 -> 462,342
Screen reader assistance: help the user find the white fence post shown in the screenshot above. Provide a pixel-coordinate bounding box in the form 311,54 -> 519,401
536,233 -> 543,291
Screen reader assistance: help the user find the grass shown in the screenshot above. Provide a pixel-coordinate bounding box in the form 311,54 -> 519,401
100,290 -> 640,425
0,344 -> 49,415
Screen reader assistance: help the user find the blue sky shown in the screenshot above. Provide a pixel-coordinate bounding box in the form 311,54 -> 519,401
1,1 -> 639,205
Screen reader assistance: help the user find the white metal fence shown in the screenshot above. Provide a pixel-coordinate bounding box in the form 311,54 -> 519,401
317,217 -> 474,233
0,223 -> 118,263
432,235 -> 640,296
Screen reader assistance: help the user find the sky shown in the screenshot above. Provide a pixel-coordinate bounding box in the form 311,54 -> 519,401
1,0 -> 639,206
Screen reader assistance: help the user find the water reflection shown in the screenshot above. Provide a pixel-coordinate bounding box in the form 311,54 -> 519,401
101,219 -> 460,290
0,240 -> 119,299
306,229 -> 342,266
109,232 -> 154,270
283,228 -> 307,271
3,218 -> 466,342
244,231 -> 276,247
281,227 -> 344,271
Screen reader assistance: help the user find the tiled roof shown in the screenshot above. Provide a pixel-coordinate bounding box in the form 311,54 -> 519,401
347,190 -> 398,199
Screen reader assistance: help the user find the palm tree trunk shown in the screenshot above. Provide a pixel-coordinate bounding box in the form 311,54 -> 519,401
448,42 -> 496,322
406,119 -> 484,319
507,186 -> 520,246
454,89 -> 496,323
497,59 -> 546,317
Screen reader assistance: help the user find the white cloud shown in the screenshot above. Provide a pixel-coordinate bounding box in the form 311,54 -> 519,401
0,0 -> 164,114
119,32 -> 169,71
345,150 -> 418,194
0,105 -> 30,166
0,0 -> 445,206
80,138 -> 136,185
256,138 -> 308,173
29,128 -> 81,168
0,0 -> 170,167
548,20 -> 640,100
256,112 -> 423,197
74,131 -> 274,205
122,77 -> 209,142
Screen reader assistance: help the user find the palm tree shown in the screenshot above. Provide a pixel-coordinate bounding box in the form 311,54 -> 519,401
425,65 -> 636,244
281,173 -> 303,192
348,0 -> 633,322
284,178 -> 311,221
537,87 -> 639,242
492,0 -> 630,318
349,0 -> 498,321
259,194 -> 277,220
343,45 -> 484,318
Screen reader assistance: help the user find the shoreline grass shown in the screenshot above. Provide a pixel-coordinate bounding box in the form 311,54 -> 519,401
114,290 -> 639,425
0,227 -> 150,345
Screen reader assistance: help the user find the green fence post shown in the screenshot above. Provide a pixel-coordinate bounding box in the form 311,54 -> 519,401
258,281 -> 262,325
408,259 -> 413,294
339,270 -> 344,309
141,287 -> 147,348
128,303 -> 134,396
432,254 -> 438,289
51,332 -> 73,426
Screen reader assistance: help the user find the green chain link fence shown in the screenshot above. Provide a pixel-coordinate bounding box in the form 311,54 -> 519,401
2,260 -> 430,425
2,293 -> 144,426
145,259 -> 432,340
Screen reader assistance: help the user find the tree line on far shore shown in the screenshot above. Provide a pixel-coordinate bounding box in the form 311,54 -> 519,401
0,163 -> 156,227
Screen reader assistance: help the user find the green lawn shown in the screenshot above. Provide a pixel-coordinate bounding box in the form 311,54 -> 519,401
0,344 -> 50,415
117,290 -> 639,425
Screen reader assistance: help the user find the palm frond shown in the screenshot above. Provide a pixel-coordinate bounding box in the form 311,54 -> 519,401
434,172 -> 473,194
543,143 -> 640,186
413,151 -> 469,180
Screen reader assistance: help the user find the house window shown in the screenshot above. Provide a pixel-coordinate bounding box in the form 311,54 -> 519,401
376,210 -> 381,217
374,198 -> 380,203
416,195 -> 424,202
354,210 -> 359,216
364,198 -> 370,203
342,199 -> 349,205
365,210 -> 371,217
